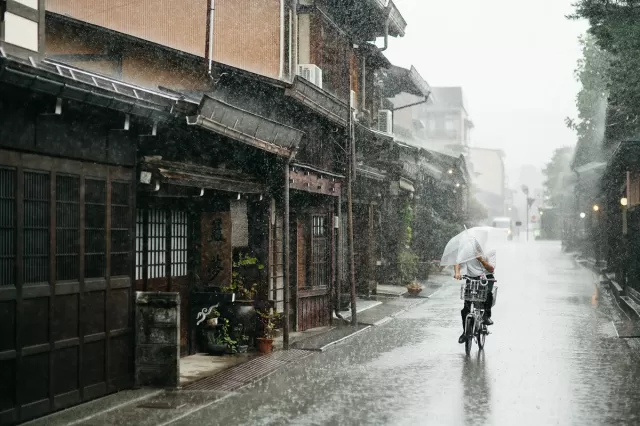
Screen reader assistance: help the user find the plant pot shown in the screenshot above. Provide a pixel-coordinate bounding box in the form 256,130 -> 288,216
407,288 -> 422,297
236,345 -> 249,353
256,337 -> 274,354
201,327 -> 227,355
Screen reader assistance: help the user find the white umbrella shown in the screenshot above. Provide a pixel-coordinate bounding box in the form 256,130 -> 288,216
440,226 -> 507,266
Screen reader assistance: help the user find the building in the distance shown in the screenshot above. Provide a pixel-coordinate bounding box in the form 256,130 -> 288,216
469,147 -> 506,219
391,86 -> 473,157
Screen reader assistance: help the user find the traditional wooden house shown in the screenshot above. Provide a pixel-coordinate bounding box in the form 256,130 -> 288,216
42,0 -> 406,336
0,46 -> 196,423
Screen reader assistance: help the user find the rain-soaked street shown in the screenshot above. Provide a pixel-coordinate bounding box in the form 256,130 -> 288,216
169,241 -> 640,426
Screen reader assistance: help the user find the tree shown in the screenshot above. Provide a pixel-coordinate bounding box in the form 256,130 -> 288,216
570,1 -> 640,145
543,147 -> 574,209
565,34 -> 610,167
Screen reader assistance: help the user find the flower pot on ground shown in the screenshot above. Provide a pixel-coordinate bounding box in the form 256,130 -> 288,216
256,338 -> 274,354
256,307 -> 281,354
406,281 -> 423,297
202,318 -> 237,355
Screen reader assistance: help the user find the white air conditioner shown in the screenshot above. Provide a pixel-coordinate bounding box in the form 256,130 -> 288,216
297,64 -> 323,89
350,90 -> 357,110
378,110 -> 393,134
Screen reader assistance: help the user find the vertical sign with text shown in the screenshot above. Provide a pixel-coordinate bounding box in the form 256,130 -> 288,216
201,212 -> 232,288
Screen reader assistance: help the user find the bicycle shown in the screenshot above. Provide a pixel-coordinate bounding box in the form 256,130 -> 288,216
460,275 -> 498,356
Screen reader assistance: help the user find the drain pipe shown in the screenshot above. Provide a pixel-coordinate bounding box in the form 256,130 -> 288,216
291,0 -> 298,78
380,6 -> 392,52
283,148 -> 297,349
206,0 -> 215,77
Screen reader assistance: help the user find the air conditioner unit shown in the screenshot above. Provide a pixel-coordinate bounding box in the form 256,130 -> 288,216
378,109 -> 393,134
297,64 -> 323,89
350,90 -> 357,110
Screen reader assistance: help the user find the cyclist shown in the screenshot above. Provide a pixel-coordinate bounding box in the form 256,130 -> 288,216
454,245 -> 495,344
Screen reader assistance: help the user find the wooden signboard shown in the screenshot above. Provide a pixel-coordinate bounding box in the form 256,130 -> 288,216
201,212 -> 232,288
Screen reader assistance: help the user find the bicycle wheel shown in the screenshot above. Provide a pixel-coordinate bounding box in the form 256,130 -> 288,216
464,317 -> 473,356
477,327 -> 486,350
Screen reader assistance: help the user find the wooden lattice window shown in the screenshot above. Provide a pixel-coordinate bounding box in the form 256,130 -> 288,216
171,211 -> 188,277
147,209 -> 166,279
110,182 -> 130,277
23,171 -> 50,284
85,179 -> 106,278
135,209 -> 144,280
0,167 -> 16,286
311,214 -> 329,288
56,175 -> 80,281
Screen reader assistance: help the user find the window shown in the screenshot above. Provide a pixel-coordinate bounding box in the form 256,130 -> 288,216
56,175 -> 80,281
110,182 -> 131,277
147,209 -> 166,279
135,209 -> 144,280
135,209 -> 189,283
0,152 -> 134,287
0,167 -> 16,286
85,179 -> 106,278
171,211 -> 187,277
24,171 -> 50,284
311,215 -> 329,288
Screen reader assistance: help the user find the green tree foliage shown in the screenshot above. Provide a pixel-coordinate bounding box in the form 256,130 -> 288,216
570,1 -> 640,145
543,147 -> 573,208
565,34 -> 610,166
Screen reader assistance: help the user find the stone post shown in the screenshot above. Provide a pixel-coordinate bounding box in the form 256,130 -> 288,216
135,292 -> 180,388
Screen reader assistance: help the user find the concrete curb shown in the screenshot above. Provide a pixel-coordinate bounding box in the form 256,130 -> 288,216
317,326 -> 373,352
575,255 -> 640,322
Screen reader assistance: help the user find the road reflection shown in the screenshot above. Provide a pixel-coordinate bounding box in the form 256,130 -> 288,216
461,350 -> 492,426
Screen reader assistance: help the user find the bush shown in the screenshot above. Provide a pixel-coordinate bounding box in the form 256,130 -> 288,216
398,249 -> 418,285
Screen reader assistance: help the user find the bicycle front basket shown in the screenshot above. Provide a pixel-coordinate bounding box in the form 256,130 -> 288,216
460,280 -> 489,302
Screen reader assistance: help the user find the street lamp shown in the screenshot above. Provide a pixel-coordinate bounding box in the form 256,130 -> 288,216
580,212 -> 586,219
592,203 -> 601,266
621,198 -> 628,235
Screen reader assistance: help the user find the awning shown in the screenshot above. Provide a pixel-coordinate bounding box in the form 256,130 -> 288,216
355,123 -> 394,146
356,164 -> 386,181
399,177 -> 415,192
0,49 -> 189,120
380,65 -> 431,99
188,95 -> 304,157
285,76 -> 349,127
141,157 -> 264,194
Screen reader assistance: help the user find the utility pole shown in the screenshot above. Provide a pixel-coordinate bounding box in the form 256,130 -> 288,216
521,185 -> 535,242
347,73 -> 357,326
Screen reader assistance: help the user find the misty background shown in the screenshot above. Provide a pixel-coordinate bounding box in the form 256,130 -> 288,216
385,0 -> 588,184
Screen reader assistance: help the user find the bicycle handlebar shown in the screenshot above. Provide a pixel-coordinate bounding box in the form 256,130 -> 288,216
462,275 -> 497,283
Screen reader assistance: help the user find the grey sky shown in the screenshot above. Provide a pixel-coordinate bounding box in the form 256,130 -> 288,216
385,0 -> 589,179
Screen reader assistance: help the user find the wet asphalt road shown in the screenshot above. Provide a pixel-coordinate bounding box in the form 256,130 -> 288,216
173,241 -> 640,426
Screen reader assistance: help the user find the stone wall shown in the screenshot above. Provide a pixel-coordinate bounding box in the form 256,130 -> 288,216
135,292 -> 181,388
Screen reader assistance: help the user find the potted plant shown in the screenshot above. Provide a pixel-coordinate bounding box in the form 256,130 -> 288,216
236,334 -> 250,353
199,306 -> 222,352
406,281 -> 423,297
220,252 -> 264,345
256,308 -> 281,354
216,318 -> 238,355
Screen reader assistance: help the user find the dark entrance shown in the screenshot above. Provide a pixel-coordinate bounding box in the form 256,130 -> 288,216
0,150 -> 135,424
